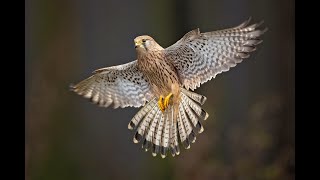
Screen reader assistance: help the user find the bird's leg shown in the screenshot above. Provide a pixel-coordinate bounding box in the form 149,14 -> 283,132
158,84 -> 179,112
163,93 -> 173,110
158,93 -> 173,112
158,95 -> 165,112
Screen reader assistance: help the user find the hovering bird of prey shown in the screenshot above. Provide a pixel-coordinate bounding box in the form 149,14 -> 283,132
71,17 -> 267,158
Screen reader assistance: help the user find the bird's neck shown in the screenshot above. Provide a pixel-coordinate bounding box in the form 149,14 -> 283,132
136,49 -> 163,60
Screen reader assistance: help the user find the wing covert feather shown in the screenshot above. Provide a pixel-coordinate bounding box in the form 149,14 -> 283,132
165,18 -> 267,90
71,60 -> 153,108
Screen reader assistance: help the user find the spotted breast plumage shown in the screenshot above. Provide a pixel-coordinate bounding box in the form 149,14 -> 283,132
70,17 -> 267,158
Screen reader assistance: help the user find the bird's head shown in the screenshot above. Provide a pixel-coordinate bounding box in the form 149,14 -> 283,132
134,35 -> 163,55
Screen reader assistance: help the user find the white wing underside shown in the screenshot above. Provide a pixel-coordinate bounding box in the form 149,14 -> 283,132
71,60 -> 153,108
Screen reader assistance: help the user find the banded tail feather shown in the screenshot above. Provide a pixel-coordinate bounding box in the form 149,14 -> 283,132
128,88 -> 209,158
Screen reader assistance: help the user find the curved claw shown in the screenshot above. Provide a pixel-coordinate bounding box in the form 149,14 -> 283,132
158,96 -> 165,112
163,93 -> 173,110
158,93 -> 173,112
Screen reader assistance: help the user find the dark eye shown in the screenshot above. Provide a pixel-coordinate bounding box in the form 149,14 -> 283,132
142,39 -> 146,43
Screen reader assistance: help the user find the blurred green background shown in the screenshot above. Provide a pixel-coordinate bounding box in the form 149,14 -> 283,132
25,0 -> 294,179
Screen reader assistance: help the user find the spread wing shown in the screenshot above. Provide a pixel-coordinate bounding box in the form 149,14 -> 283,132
70,60 -> 153,108
165,17 -> 267,90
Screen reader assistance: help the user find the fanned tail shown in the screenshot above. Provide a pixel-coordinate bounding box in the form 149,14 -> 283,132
127,88 -> 209,158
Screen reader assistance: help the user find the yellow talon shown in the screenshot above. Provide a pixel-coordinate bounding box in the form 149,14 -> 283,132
158,95 -> 165,112
158,93 -> 173,112
163,93 -> 173,110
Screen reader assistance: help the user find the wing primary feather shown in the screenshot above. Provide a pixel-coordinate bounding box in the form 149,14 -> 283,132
71,60 -> 153,109
165,19 -> 267,91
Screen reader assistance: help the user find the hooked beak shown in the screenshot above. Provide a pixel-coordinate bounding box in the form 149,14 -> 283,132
135,41 -> 142,48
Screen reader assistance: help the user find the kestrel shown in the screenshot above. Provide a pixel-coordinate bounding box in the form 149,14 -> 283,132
71,17 -> 267,158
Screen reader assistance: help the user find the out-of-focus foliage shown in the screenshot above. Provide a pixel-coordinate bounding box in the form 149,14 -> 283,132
25,0 -> 294,179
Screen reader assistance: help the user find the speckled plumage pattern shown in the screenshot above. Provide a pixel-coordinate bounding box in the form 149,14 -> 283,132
71,17 -> 267,158
165,18 -> 267,90
137,51 -> 180,97
71,61 -> 153,108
